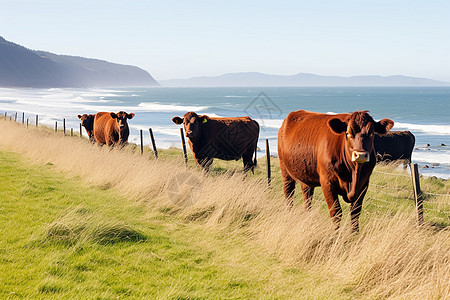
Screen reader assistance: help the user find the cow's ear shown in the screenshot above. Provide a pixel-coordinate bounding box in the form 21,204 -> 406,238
127,113 -> 135,119
199,115 -> 208,124
77,115 -> 82,119
110,113 -> 118,119
374,118 -> 394,134
328,118 -> 347,134
172,117 -> 183,124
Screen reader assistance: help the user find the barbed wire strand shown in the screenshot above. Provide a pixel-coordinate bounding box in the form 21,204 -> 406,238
373,170 -> 411,178
422,191 -> 450,197
368,188 -> 414,200
371,183 -> 414,193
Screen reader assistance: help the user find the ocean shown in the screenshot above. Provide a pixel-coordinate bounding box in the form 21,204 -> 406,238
0,86 -> 449,179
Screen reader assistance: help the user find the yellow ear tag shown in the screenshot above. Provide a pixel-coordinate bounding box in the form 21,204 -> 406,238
202,118 -> 207,123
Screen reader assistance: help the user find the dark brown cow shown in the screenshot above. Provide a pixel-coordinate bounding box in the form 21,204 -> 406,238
172,112 -> 259,172
374,131 -> 415,167
77,114 -> 95,141
93,111 -> 135,146
278,110 -> 394,232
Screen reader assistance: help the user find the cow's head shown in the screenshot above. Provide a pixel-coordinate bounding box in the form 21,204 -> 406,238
172,112 -> 208,142
328,111 -> 394,164
77,114 -> 95,138
110,111 -> 135,143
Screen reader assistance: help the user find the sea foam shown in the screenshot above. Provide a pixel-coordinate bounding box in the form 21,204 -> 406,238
138,102 -> 208,112
395,122 -> 450,136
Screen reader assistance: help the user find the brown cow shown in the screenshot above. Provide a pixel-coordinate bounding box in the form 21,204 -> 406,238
77,114 -> 95,142
278,110 -> 394,232
172,112 -> 259,172
93,111 -> 135,146
374,131 -> 415,167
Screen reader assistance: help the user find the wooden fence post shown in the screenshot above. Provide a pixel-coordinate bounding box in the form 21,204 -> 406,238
266,139 -> 271,186
4,112 -> 6,119
71,128 -> 73,137
14,112 -> 17,122
55,121 -> 58,132
140,129 -> 144,155
410,163 -> 424,225
180,128 -> 188,166
79,123 -> 82,138
22,112 -> 25,124
36,115 -> 38,127
149,128 -> 158,159
27,118 -> 29,128
63,118 -> 66,135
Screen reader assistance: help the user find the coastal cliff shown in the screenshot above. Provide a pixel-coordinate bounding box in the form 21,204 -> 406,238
0,36 -> 159,88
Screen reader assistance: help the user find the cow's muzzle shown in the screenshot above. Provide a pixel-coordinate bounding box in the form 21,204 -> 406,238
352,151 -> 370,163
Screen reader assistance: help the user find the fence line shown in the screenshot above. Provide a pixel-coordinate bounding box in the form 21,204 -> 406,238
424,206 -> 450,214
370,187 -> 412,199
373,170 -> 411,178
2,110 -> 448,226
369,197 -> 394,205
422,191 -> 450,197
371,183 -> 413,193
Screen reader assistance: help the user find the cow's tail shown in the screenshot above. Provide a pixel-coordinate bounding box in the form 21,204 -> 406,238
253,145 -> 258,172
252,121 -> 260,174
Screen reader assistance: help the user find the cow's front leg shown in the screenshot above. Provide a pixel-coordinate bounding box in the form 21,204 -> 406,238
321,181 -> 342,229
350,188 -> 367,233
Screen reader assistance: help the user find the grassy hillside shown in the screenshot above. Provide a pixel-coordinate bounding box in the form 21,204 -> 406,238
0,118 -> 449,299
1,150 -> 334,298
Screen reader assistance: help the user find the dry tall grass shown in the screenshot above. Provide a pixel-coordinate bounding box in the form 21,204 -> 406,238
1,119 -> 448,299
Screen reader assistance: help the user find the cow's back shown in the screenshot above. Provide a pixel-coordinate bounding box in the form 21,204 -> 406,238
374,131 -> 415,161
196,116 -> 259,160
93,112 -> 111,144
278,110 -> 347,185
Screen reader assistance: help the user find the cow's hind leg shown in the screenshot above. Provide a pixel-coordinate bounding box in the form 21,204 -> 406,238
300,183 -> 314,210
242,159 -> 255,174
280,170 -> 295,207
242,149 -> 256,174
199,157 -> 213,172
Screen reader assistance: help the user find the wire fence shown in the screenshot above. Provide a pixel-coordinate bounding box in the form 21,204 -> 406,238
368,168 -> 449,226
2,111 -> 449,226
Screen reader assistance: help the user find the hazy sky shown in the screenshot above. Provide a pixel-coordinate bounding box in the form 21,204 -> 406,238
2,0 -> 450,81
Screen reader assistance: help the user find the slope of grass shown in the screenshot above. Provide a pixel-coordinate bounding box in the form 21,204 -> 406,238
0,150 -> 355,299
0,118 -> 449,299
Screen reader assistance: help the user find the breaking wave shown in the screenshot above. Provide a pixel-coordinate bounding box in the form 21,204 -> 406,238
138,102 -> 208,112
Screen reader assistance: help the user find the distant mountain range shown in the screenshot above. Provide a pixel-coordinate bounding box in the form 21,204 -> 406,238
2,36 -> 448,88
0,36 -> 159,88
161,72 -> 450,87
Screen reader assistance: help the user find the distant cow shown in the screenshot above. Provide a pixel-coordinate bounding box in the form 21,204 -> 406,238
278,110 -> 394,232
172,112 -> 259,172
374,131 -> 415,166
93,111 -> 135,146
77,114 -> 95,141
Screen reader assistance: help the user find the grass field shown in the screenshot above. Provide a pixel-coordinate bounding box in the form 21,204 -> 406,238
0,118 -> 449,299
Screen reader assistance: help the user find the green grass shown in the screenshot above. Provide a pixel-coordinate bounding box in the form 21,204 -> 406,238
0,119 -> 448,299
0,150 -> 354,299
